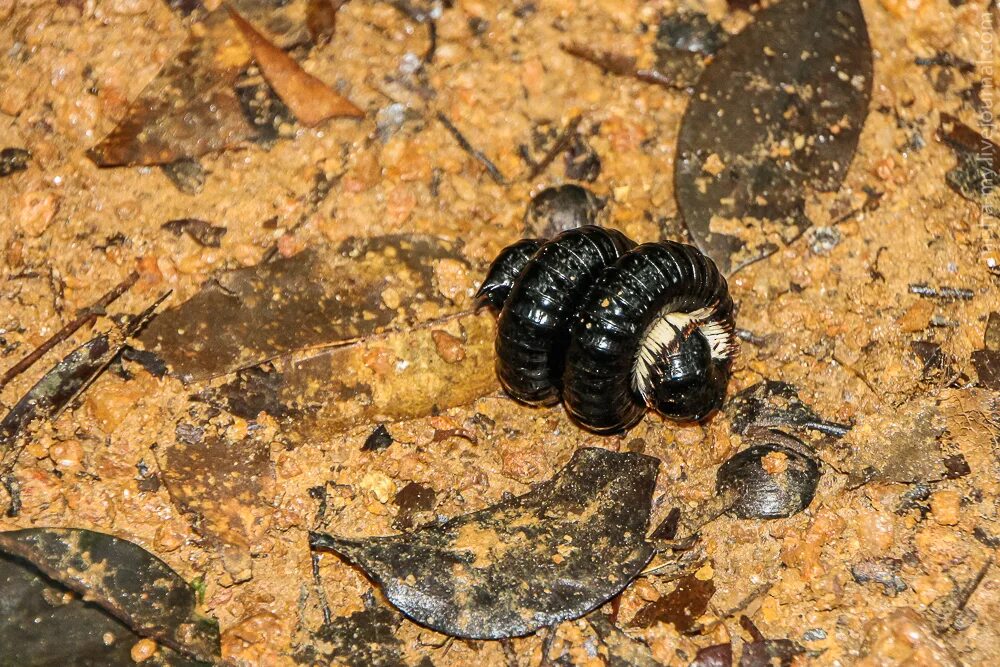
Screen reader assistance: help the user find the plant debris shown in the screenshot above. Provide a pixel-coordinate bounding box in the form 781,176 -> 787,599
0,528 -> 220,664
156,405 -> 276,583
0,147 -> 30,177
293,595 -> 431,667
310,447 -> 659,639
829,391 -> 982,486
588,613 -> 663,667
716,441 -> 821,520
161,219 -> 228,248
675,0 -> 873,274
138,235 -> 472,382
629,571 -> 716,633
726,380 -> 851,438
0,294 -> 164,493
522,184 -> 606,237
87,9 -> 255,167
937,113 -> 1000,218
227,7 -> 363,127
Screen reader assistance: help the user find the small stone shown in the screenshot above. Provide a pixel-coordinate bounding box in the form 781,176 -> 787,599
431,329 -> 466,363
930,490 -> 961,526
48,439 -> 84,473
858,608 -> 959,666
434,258 -> 469,304
807,226 -> 841,255
359,471 -> 396,504
130,638 -> 157,662
14,189 -> 60,237
899,300 -> 934,333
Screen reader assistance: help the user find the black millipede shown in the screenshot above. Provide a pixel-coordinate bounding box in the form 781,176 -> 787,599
477,208 -> 737,434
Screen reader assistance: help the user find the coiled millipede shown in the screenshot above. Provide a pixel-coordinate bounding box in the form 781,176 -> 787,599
477,225 -> 738,434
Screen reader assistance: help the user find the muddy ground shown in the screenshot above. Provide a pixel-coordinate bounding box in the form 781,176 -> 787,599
1,0 -> 999,665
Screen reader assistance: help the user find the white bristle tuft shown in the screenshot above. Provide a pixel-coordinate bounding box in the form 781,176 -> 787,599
630,304 -> 739,405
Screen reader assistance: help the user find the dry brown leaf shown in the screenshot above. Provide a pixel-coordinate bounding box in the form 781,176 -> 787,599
227,5 -> 363,126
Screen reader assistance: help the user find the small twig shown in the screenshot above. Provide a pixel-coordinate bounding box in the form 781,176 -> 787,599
436,112 -> 507,185
500,638 -> 520,667
310,550 -> 333,626
561,42 -> 684,89
0,271 -> 138,391
908,283 -> 975,301
527,115 -> 582,181
831,352 -> 884,404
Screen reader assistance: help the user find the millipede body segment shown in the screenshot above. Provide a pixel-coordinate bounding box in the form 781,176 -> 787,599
478,226 -> 737,434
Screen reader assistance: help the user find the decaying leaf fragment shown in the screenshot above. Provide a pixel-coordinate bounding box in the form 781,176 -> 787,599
827,391 -> 976,486
155,405 -> 276,584
937,113 -> 1000,218
138,235 -> 473,382
203,310 -> 498,438
676,0 -> 873,274
311,448 -> 659,639
293,595 -> 431,667
87,9 -> 255,167
0,528 -> 220,664
0,297 -> 165,479
228,6 -> 363,126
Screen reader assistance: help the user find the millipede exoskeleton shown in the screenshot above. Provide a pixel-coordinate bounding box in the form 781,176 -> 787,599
478,196 -> 737,433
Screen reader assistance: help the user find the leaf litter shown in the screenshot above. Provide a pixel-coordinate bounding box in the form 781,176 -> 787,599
310,447 -> 659,639
675,0 -> 873,275
0,528 -> 220,665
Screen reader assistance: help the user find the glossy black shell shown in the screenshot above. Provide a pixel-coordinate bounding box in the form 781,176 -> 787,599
493,226 -> 635,406
480,230 -> 734,433
563,241 -> 733,432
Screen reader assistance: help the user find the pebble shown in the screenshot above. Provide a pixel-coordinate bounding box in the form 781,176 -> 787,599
130,638 -> 157,662
930,490 -> 961,526
431,329 -> 466,363
13,189 -> 60,237
48,439 -> 84,473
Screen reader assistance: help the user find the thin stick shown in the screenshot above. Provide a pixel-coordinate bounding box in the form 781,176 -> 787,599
436,112 -> 507,185
0,271 -> 139,390
527,115 -> 582,181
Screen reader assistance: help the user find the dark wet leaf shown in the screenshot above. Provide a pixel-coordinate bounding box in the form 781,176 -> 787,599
160,159 -> 206,195
235,76 -> 297,147
690,643 -> 733,667
629,572 -> 715,633
0,528 -> 219,664
311,447 -> 659,639
676,0 -> 873,274
228,7 -> 363,127
88,10 -> 255,167
363,424 -> 394,452
0,298 -> 164,477
522,184 -> 606,237
293,597 -> 431,667
0,147 -> 30,177
850,559 -> 907,596
972,349 -> 1000,390
393,482 -> 437,531
716,441 -> 820,519
738,616 -> 805,667
162,219 -> 228,248
156,406 -> 275,583
138,235 -> 472,382
588,613 -> 664,667
937,113 -> 1000,218
726,380 -> 851,438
